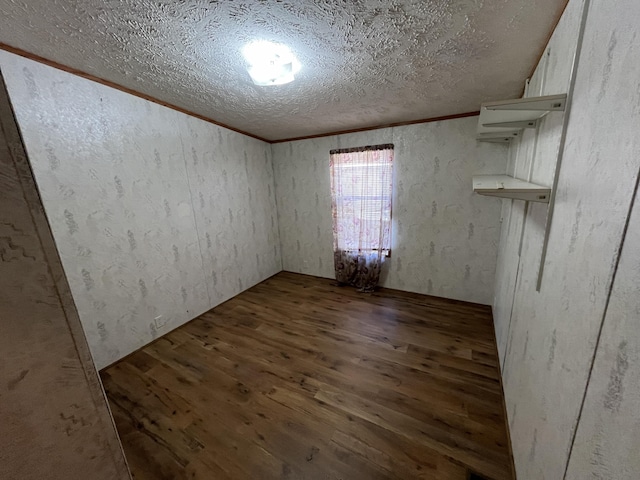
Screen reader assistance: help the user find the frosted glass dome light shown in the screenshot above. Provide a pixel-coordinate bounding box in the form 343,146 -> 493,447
242,41 -> 301,86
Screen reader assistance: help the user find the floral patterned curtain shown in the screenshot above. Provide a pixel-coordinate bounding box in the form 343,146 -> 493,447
330,144 -> 393,292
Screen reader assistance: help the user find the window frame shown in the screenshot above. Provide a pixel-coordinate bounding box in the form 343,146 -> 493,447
329,143 -> 394,257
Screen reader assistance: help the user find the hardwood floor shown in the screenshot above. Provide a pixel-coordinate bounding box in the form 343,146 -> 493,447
101,272 -> 513,480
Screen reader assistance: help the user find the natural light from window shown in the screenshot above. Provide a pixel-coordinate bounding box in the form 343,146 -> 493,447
330,145 -> 393,254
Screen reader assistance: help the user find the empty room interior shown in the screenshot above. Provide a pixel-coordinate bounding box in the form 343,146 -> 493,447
2,0 -> 639,479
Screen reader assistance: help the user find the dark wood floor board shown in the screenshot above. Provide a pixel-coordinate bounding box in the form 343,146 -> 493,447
102,272 -> 513,479
137,360 -> 306,478
302,369 -> 507,461
268,384 -> 462,480
242,286 -> 493,337
263,274 -> 494,327
237,286 -> 498,357
200,319 -> 499,418
145,348 -> 384,480
313,385 -> 509,479
109,401 -> 227,480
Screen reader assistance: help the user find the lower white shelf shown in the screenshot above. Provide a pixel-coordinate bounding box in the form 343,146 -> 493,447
472,175 -> 551,203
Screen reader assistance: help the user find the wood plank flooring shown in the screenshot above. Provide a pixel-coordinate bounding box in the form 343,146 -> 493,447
101,272 -> 513,480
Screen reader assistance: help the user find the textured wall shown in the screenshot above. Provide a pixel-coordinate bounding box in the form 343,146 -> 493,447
492,0 -> 584,364
272,117 -> 507,305
493,0 -> 640,477
562,0 -> 640,476
0,50 -> 281,369
182,115 -> 281,306
0,76 -> 129,479
566,183 -> 640,479
0,0 -> 568,140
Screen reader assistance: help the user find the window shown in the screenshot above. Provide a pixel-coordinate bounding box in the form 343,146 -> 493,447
330,144 -> 393,255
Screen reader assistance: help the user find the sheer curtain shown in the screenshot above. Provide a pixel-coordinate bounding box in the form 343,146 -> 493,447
330,144 -> 393,292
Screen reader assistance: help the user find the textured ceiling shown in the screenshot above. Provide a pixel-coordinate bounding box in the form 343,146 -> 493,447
0,0 -> 567,141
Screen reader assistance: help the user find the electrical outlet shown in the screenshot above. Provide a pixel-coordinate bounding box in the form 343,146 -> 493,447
154,315 -> 166,328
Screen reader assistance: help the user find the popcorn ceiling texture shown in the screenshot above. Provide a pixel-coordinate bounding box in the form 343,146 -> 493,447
0,0 -> 567,140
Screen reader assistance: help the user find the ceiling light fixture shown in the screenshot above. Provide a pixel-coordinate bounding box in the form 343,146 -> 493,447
242,41 -> 301,86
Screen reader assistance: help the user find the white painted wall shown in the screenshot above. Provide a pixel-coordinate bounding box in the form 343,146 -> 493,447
272,118 -> 508,305
0,50 -> 281,369
493,0 -> 640,477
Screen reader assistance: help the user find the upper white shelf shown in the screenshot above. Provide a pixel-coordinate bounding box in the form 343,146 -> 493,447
473,175 -> 551,203
476,94 -> 567,142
